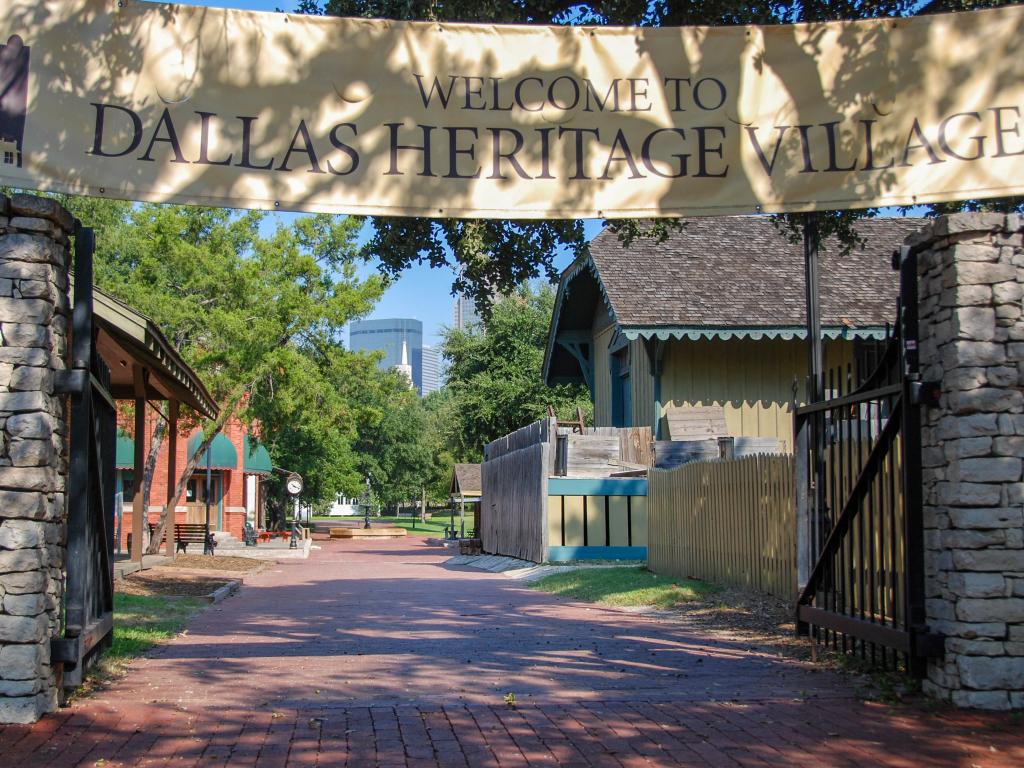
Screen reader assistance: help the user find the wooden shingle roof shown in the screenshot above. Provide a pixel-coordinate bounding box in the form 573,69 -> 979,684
450,463 -> 482,498
586,216 -> 924,333
544,215 -> 926,385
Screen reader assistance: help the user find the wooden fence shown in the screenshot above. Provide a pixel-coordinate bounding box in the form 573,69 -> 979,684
484,418 -> 554,460
648,455 -> 796,600
481,442 -> 549,562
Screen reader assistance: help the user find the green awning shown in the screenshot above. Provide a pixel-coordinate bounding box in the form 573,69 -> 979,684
243,435 -> 273,475
115,433 -> 134,469
187,432 -> 238,470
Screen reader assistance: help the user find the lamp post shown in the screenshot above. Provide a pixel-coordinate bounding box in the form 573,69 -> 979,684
203,444 -> 214,555
361,477 -> 373,529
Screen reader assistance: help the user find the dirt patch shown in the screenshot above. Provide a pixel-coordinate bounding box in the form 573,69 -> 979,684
116,571 -> 231,598
158,554 -> 265,572
669,586 -> 812,661
662,586 -> 916,703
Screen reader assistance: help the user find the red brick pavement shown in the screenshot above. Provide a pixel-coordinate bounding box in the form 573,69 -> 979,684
1,538 -> 1021,766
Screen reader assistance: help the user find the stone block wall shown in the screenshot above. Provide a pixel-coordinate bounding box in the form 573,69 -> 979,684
0,194 -> 73,723
915,212 -> 1024,710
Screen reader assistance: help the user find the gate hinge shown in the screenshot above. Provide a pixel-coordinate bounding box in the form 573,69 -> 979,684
914,631 -> 946,659
50,637 -> 79,666
910,380 -> 941,407
53,369 -> 88,395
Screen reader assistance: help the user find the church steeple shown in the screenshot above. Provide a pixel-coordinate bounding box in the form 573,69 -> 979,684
395,338 -> 413,387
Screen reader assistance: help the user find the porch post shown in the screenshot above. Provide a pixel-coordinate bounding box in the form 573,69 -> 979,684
164,399 -> 178,558
130,365 -> 146,562
802,213 -> 828,555
803,212 -> 824,402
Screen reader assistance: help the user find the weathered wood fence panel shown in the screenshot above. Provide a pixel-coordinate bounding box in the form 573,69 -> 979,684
565,435 -> 620,477
619,426 -> 654,467
481,442 -> 549,563
484,418 -> 554,460
648,455 -> 796,600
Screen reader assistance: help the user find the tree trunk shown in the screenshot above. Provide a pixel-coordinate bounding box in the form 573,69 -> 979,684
420,486 -> 426,523
142,404 -> 169,554
148,383 -> 249,553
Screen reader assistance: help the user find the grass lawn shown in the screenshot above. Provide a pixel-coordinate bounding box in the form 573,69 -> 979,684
377,515 -> 464,537
311,514 -> 468,537
530,566 -> 716,609
103,593 -> 204,673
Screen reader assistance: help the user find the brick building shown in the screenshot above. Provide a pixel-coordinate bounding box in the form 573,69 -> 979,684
115,412 -> 272,550
86,284 -> 273,555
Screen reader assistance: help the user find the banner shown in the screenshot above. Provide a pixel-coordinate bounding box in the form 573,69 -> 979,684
1,1 -> 1023,218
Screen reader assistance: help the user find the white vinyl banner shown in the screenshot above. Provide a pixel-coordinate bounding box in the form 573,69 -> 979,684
1,1 -> 1023,218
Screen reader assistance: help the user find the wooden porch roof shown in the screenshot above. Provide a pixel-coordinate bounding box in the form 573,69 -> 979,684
73,279 -> 218,418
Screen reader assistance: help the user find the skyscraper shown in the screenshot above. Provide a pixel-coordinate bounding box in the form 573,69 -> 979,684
420,345 -> 442,395
350,318 -> 424,392
452,292 -> 480,331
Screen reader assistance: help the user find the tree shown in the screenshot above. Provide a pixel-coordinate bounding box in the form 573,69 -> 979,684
440,282 -> 592,461
57,197 -> 385,548
351,368 -> 437,508
305,0 -> 1021,305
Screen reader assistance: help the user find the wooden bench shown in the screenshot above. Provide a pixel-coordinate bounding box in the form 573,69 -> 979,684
174,523 -> 215,554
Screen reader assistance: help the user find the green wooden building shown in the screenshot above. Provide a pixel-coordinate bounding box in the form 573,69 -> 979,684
543,216 -> 925,451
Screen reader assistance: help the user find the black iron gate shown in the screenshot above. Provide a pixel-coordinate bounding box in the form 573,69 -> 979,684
51,225 -> 116,696
794,245 -> 941,675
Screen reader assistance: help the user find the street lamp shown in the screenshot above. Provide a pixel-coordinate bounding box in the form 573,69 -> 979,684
361,477 -> 373,529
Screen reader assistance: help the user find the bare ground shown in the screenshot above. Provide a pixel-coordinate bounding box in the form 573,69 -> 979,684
670,585 -> 812,661
116,571 -> 233,597
157,554 -> 266,572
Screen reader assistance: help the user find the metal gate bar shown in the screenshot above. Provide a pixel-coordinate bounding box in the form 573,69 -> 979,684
51,224 -> 116,695
795,246 -> 941,674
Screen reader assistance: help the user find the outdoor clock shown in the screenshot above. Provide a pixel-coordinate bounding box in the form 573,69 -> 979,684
286,475 -> 303,496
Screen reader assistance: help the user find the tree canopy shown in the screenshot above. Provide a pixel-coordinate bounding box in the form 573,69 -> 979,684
437,282 -> 592,462
57,196 -> 388,512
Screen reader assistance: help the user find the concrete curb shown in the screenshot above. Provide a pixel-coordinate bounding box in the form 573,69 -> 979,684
206,580 -> 241,604
445,554 -> 637,583
113,554 -> 172,580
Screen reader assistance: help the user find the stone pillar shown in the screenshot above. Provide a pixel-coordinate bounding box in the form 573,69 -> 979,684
0,194 -> 73,724
916,212 -> 1024,710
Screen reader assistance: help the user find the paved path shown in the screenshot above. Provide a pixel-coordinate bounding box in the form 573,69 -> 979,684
1,538 -> 1021,766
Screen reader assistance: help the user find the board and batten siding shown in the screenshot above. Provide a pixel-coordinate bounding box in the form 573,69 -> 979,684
659,337 -> 805,452
630,338 -> 655,431
591,323 -> 615,427
614,335 -> 856,450
647,455 -> 796,600
545,477 -> 649,561
588,335 -> 858,452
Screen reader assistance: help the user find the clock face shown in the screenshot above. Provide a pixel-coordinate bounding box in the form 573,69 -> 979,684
286,477 -> 303,495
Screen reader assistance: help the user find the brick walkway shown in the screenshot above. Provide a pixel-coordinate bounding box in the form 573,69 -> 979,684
1,539 -> 1021,766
